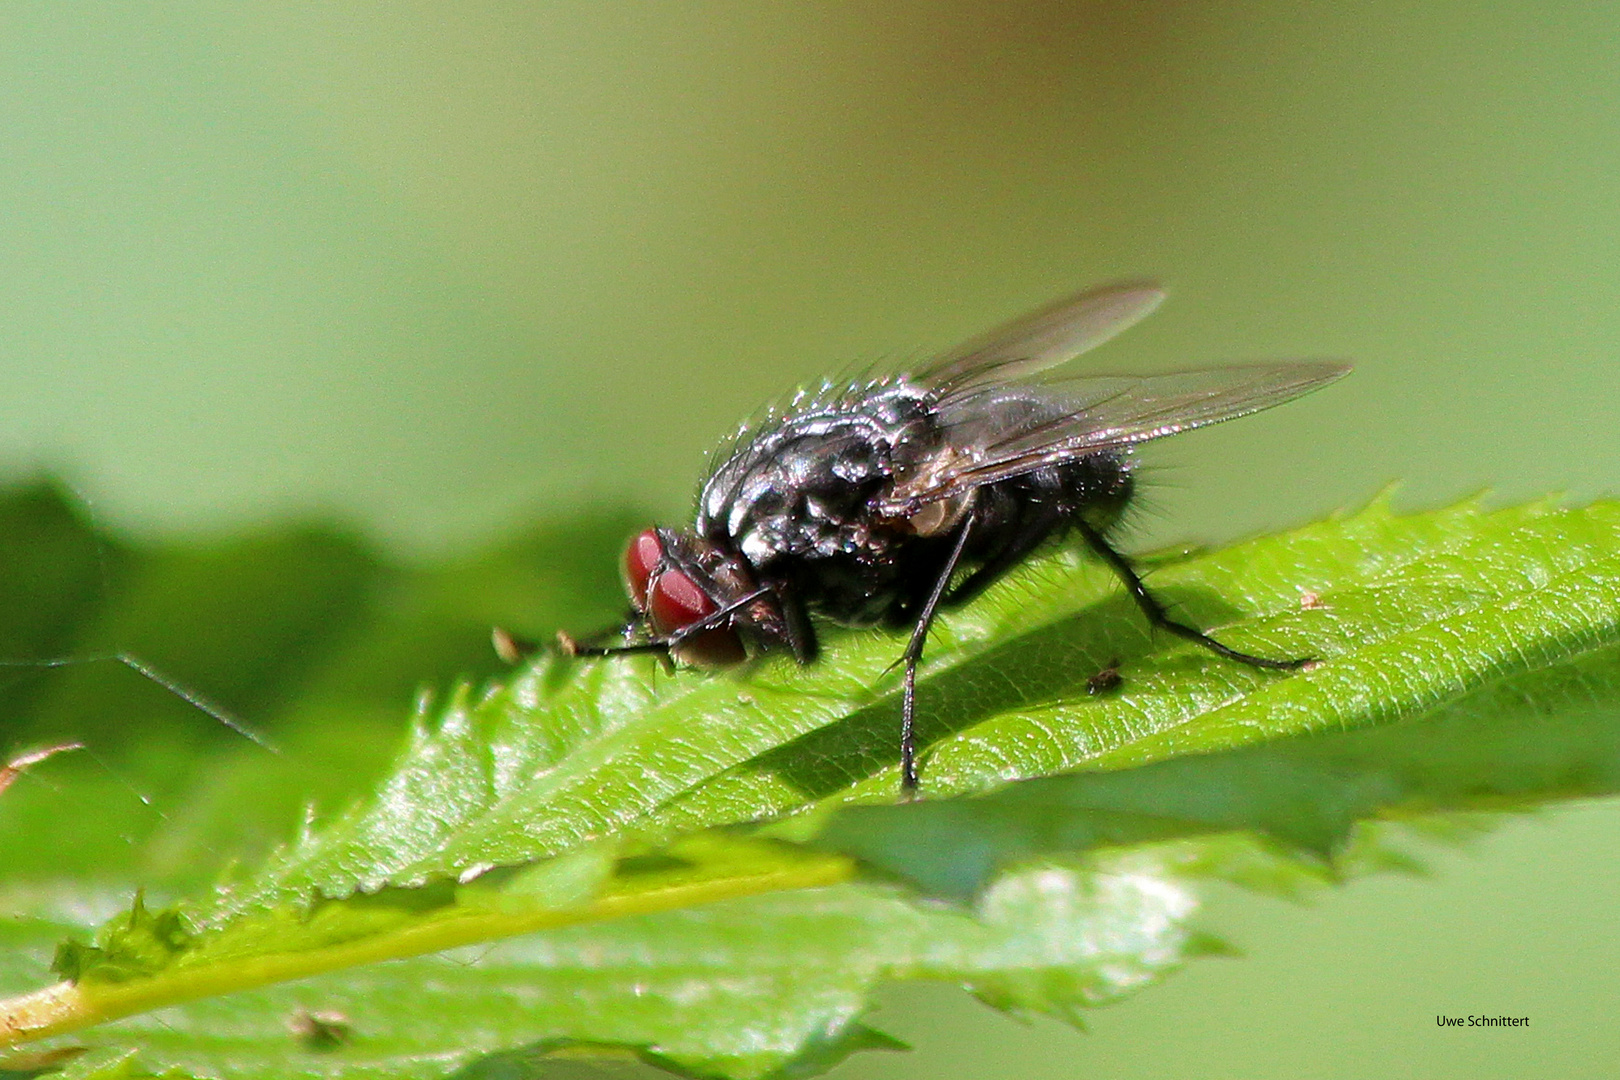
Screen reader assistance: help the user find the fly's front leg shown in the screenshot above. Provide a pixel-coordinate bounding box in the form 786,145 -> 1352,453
555,636 -> 671,660
1074,521 -> 1310,670
554,588 -> 772,665
492,615 -> 660,664
898,510 -> 978,796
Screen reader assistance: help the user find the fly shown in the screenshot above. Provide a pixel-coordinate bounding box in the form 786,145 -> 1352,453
560,282 -> 1349,793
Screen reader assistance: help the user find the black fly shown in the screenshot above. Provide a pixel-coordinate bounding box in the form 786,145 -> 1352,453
562,282 -> 1349,793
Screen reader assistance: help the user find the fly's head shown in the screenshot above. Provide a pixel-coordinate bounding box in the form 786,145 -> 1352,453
622,527 -> 769,668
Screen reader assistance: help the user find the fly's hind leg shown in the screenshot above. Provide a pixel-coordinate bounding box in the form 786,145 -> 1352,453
1073,520 -> 1310,671
897,510 -> 978,796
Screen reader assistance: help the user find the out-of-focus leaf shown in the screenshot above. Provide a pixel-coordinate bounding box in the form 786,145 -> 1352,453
0,480 -> 640,889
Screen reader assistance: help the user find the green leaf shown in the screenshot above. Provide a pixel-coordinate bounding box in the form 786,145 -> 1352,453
812,638 -> 1620,897
50,893 -> 193,984
212,494 -> 1620,911
1,854 -> 1197,1080
4,492 -> 1620,1078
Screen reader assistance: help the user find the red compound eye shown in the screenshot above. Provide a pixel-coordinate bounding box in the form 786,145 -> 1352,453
647,566 -> 714,635
624,528 -> 749,668
623,529 -> 663,608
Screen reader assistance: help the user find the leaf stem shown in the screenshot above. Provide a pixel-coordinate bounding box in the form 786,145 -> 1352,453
0,851 -> 856,1048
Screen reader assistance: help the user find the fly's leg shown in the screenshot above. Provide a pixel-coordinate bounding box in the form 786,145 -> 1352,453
495,607 -> 639,663
554,587 -> 773,659
943,503 -> 1062,608
776,590 -> 819,665
1074,521 -> 1310,670
494,621 -> 663,663
898,510 -> 978,796
551,635 -> 680,675
554,637 -> 671,660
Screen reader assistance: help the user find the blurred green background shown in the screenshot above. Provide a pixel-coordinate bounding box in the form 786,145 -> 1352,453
2,3 -> 1617,1076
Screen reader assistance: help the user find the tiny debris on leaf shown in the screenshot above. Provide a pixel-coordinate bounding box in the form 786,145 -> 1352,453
288,1008 -> 353,1051
1087,659 -> 1123,695
0,743 -> 81,797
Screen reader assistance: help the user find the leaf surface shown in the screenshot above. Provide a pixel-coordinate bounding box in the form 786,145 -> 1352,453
4,492 -> 1619,1078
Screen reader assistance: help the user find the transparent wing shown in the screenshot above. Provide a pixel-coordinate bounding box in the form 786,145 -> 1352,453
882,361 -> 1351,512
914,280 -> 1167,394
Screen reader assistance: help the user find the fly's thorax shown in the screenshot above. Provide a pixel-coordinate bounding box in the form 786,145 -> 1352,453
696,379 -> 937,571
